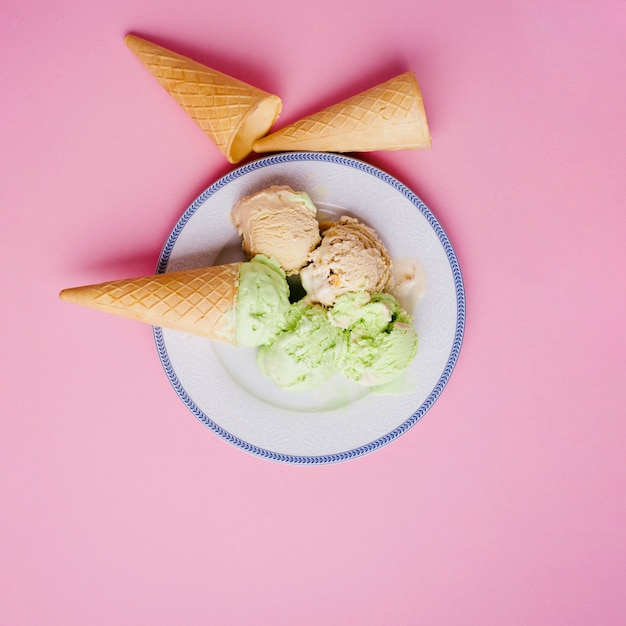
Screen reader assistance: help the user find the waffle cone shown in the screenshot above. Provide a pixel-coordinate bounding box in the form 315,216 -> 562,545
253,72 -> 431,154
125,34 -> 282,163
59,264 -> 240,344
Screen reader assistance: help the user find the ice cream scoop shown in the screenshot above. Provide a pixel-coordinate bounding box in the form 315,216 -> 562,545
258,291 -> 418,391
257,301 -> 346,390
300,216 -> 392,306
59,254 -> 290,347
330,291 -> 418,387
235,255 -> 292,346
231,185 -> 321,275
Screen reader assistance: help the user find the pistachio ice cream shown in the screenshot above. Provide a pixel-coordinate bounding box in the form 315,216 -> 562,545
330,291 -> 418,387
235,254 -> 291,347
257,301 -> 346,390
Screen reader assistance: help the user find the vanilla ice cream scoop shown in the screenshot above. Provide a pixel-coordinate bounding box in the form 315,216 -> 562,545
300,216 -> 392,306
231,185 -> 321,275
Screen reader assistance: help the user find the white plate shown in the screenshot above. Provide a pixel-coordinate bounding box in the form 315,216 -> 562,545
154,153 -> 465,464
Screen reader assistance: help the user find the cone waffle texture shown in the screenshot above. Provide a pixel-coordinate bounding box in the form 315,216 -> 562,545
125,34 -> 282,163
60,264 -> 240,344
253,72 -> 431,154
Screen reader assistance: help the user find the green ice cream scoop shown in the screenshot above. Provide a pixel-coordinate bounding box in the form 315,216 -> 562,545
331,292 -> 419,387
235,254 -> 290,347
257,301 -> 346,390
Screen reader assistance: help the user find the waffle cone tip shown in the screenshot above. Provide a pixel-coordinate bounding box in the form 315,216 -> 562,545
59,287 -> 78,303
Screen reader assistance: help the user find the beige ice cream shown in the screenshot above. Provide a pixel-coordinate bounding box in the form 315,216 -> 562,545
300,216 -> 392,307
231,186 -> 321,275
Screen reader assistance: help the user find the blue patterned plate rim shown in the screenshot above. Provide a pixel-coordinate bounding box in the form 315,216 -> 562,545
153,152 -> 465,464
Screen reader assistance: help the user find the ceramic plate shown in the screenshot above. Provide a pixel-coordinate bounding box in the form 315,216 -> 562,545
154,152 -> 465,464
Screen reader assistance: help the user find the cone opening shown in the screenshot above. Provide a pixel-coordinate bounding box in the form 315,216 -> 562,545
227,95 -> 282,163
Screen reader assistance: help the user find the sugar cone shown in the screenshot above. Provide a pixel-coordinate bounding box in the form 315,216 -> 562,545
253,72 -> 431,154
125,34 -> 282,163
59,264 -> 240,344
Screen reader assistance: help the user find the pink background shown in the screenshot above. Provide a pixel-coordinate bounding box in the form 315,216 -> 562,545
2,1 -> 625,624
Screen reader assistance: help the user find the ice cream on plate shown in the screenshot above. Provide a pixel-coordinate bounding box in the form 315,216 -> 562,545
231,185 -> 321,275
256,290 -> 418,391
300,216 -> 392,307
257,301 -> 346,391
235,255 -> 291,346
330,291 -> 418,387
387,257 -> 427,314
61,183 -> 420,393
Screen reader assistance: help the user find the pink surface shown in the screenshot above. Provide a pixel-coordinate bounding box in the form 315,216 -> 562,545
2,1 -> 625,624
